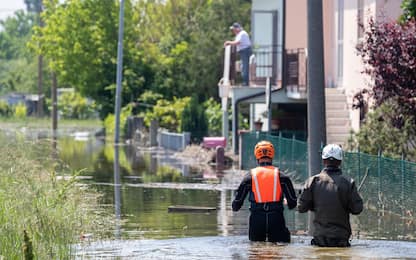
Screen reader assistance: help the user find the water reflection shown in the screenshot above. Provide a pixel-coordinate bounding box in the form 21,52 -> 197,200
113,145 -> 122,239
56,137 -> 416,243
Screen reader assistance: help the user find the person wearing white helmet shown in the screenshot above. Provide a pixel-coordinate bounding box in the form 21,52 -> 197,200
297,144 -> 363,247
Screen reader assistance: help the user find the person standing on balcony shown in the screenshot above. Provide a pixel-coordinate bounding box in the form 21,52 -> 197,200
224,22 -> 252,86
298,144 -> 363,247
232,141 -> 297,242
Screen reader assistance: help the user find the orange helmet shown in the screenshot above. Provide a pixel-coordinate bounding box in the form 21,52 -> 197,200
254,141 -> 275,160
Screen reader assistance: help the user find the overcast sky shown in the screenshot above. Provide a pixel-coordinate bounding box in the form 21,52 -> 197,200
0,0 -> 25,21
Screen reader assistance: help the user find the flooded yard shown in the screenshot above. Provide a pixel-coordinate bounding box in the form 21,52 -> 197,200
54,136 -> 416,259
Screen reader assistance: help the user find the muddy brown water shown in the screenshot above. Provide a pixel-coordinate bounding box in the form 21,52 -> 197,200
54,136 -> 416,259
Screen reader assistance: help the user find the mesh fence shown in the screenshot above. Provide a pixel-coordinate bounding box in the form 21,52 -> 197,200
241,132 -> 416,217
240,132 -> 308,183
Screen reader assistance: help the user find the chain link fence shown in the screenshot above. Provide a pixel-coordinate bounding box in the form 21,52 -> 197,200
240,132 -> 416,217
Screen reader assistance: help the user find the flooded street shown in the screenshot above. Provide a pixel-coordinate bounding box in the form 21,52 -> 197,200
55,136 -> 416,259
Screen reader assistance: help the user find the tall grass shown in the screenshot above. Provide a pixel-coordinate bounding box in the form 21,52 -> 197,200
0,134 -> 108,259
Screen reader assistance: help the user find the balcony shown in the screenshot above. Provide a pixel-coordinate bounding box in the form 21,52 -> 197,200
222,45 -> 307,100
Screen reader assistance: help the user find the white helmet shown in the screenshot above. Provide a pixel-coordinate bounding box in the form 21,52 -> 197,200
322,144 -> 343,161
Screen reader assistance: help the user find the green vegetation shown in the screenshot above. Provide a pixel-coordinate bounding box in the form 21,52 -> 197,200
0,117 -> 102,130
354,13 -> 416,160
143,97 -> 191,132
350,103 -> 416,161
181,95 -> 208,142
204,98 -> 223,136
55,92 -> 98,119
13,103 -> 27,119
401,0 -> 416,22
2,0 -> 251,140
0,134 -> 109,259
29,0 -> 250,119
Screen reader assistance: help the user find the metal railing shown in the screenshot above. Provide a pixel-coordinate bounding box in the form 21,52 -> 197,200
285,48 -> 307,95
158,131 -> 191,151
240,132 -> 416,218
226,45 -> 307,91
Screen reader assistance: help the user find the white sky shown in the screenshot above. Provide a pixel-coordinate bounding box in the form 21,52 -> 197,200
0,0 -> 26,21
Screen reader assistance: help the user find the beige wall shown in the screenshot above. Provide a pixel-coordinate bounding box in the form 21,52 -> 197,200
286,0 -> 335,87
323,0 -> 335,88
285,0 -> 307,49
254,0 -> 403,132
376,0 -> 403,21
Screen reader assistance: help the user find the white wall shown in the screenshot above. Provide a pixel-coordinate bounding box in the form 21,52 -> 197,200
337,0 -> 402,131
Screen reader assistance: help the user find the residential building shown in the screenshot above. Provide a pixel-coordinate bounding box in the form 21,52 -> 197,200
220,0 -> 403,153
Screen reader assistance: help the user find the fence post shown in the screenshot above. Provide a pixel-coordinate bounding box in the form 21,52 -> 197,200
377,149 -> 382,199
291,134 -> 295,170
183,132 -> 191,150
357,147 -> 361,184
401,154 -> 405,203
278,132 -> 282,167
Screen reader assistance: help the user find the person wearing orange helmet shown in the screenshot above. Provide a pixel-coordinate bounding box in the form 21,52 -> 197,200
232,140 -> 297,242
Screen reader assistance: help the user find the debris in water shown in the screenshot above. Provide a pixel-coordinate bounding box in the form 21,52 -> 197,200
168,205 -> 217,213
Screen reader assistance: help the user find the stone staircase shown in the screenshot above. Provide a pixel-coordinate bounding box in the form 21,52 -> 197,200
325,88 -> 351,146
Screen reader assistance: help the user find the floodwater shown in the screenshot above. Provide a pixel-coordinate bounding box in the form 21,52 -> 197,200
53,136 -> 416,259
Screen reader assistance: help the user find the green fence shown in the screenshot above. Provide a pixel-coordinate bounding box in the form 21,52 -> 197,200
240,132 -> 308,183
241,132 -> 416,217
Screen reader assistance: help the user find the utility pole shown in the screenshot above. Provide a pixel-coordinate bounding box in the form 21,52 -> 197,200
114,0 -> 125,144
51,72 -> 58,133
37,3 -> 44,117
307,2 -> 326,181
307,0 -> 326,236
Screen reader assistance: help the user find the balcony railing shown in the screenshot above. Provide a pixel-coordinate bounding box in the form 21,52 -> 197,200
285,48 -> 307,98
225,45 -> 307,95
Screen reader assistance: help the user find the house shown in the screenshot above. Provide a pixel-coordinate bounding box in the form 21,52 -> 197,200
219,0 -> 402,154
0,92 -> 44,116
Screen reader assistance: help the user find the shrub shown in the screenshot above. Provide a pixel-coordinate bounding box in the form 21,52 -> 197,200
144,97 -> 190,132
203,98 -> 222,136
58,92 -> 97,119
352,103 -> 416,161
0,135 -> 108,259
103,103 -> 133,139
13,103 -> 27,119
0,100 -> 12,117
181,95 -> 208,142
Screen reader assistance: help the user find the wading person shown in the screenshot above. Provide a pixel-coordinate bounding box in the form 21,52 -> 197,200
224,22 -> 252,86
232,141 -> 297,242
298,144 -> 363,247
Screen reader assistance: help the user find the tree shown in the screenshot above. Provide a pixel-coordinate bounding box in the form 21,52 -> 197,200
31,0 -> 153,118
135,0 -> 251,100
181,95 -> 208,142
31,0 -> 251,119
401,0 -> 416,22
24,0 -> 43,13
354,18 -> 416,159
0,11 -> 35,59
0,11 -> 40,94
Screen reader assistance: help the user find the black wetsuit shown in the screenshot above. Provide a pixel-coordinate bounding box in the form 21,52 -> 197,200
298,166 -> 363,247
232,163 -> 298,242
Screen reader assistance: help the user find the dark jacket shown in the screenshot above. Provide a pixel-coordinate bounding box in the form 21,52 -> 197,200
232,167 -> 297,211
298,166 -> 363,240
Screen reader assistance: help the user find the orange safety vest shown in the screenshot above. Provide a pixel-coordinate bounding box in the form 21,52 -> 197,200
251,166 -> 282,203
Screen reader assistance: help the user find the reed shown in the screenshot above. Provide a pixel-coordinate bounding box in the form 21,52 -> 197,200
0,134 -> 108,259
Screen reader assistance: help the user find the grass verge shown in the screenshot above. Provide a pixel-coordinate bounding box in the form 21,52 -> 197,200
0,133 -> 109,259
0,117 -> 102,130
